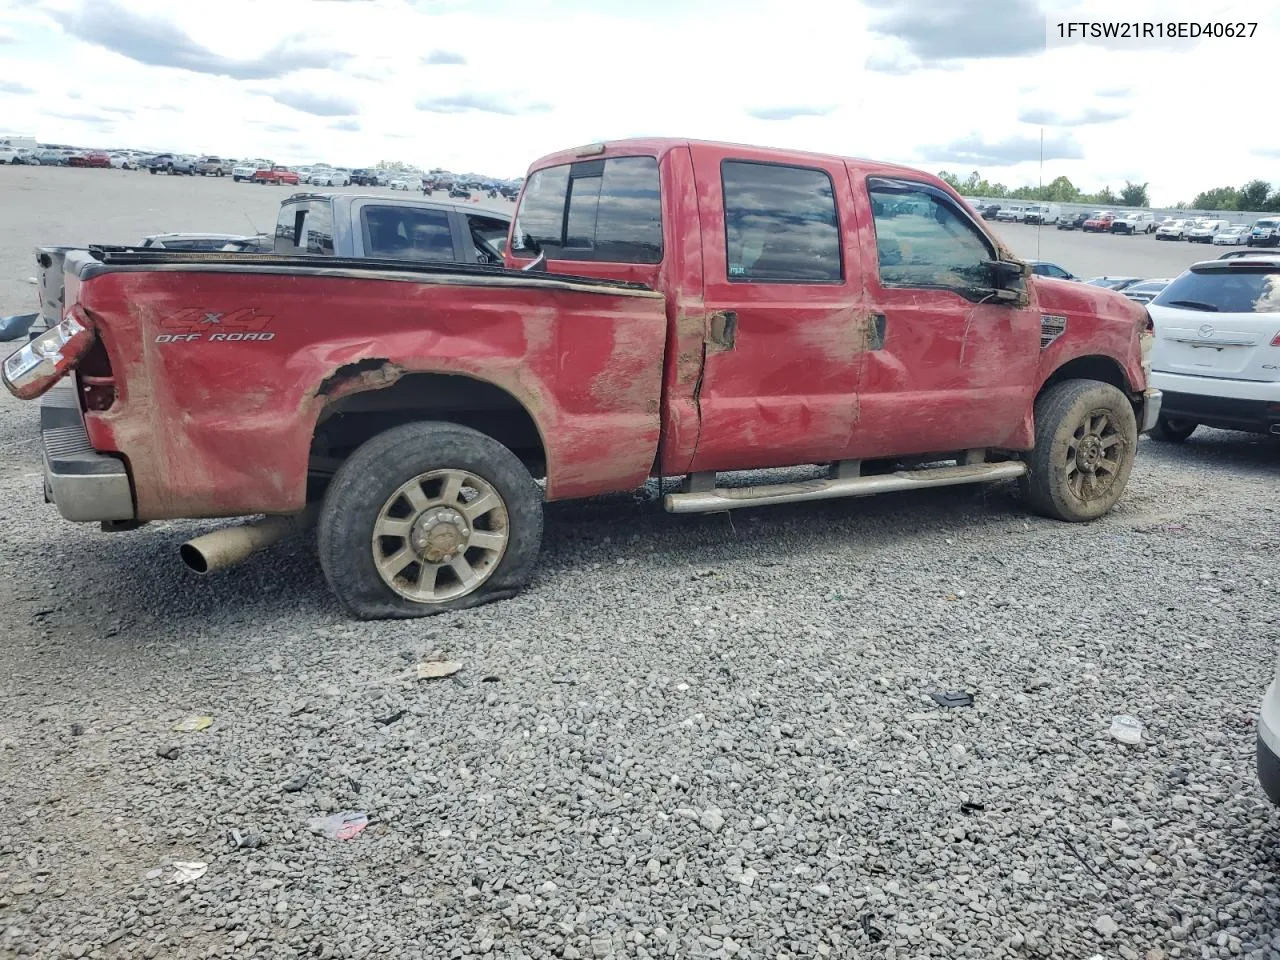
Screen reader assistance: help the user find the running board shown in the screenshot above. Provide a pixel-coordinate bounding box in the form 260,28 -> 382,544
663,461 -> 1027,514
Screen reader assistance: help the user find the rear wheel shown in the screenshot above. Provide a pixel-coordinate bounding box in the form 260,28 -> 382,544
1149,415 -> 1197,443
1022,379 -> 1138,522
318,422 -> 543,620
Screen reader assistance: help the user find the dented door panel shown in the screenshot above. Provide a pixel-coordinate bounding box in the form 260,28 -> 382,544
75,267 -> 667,520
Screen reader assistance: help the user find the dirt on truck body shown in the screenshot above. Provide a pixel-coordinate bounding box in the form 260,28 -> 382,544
3,137 -> 1159,619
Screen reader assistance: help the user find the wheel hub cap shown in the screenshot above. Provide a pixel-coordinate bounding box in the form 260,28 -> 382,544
1076,435 -> 1103,472
410,507 -> 470,563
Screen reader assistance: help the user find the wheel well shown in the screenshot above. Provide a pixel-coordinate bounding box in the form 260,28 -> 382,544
309,372 -> 547,483
1039,355 -> 1132,397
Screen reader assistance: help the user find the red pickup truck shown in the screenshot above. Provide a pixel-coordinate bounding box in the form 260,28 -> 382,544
3,137 -> 1160,619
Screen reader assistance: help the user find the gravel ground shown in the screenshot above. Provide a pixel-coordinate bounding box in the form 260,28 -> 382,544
1,167 -> 1279,960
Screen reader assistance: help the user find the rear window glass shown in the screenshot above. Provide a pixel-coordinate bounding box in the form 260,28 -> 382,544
512,156 -> 662,264
275,202 -> 334,256
722,161 -> 842,283
1153,269 -> 1280,313
362,205 -> 454,261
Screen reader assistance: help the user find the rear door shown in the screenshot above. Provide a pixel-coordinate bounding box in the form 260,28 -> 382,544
1150,263 -> 1280,381
685,147 -> 864,472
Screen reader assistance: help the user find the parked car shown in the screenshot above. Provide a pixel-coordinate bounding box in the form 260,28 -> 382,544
1146,254 -> 1280,442
1187,219 -> 1229,243
389,176 -> 423,191
974,202 -> 1001,220
1259,662 -> 1280,807
350,168 -> 379,186
252,165 -> 300,186
140,232 -> 267,251
1111,212 -> 1155,235
1212,226 -> 1249,246
1,137 -> 1159,620
1247,217 -> 1280,247
68,152 -> 111,168
1120,278 -> 1171,304
107,154 -> 138,170
1084,276 -> 1142,291
196,156 -> 232,177
33,149 -> 65,166
499,183 -> 521,201
310,168 -> 351,187
1155,219 -> 1191,241
232,159 -> 270,182
274,192 -> 512,265
1023,204 -> 1061,225
1082,211 -> 1116,233
1026,260 -> 1076,280
1056,211 -> 1090,231
995,204 -> 1026,223
147,154 -> 195,175
0,146 -> 19,164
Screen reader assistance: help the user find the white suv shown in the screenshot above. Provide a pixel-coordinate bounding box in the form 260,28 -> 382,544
1187,219 -> 1229,243
1146,255 -> 1280,442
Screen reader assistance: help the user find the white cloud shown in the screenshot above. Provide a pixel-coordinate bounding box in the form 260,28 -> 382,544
0,0 -> 1276,201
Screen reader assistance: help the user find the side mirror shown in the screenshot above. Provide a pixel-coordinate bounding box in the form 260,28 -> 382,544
985,259 -> 1027,288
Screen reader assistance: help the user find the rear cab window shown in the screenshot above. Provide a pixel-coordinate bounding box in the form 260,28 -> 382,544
275,200 -> 335,255
511,156 -> 662,263
866,178 -> 996,295
361,204 -> 456,261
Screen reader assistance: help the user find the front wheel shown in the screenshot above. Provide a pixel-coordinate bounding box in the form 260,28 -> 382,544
318,422 -> 543,620
1022,379 -> 1138,522
1149,415 -> 1197,443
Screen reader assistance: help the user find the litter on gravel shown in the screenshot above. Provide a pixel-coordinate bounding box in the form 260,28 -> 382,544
308,810 -> 369,841
172,715 -> 213,733
1109,715 -> 1144,745
929,691 -> 975,709
168,861 -> 208,884
415,660 -> 463,680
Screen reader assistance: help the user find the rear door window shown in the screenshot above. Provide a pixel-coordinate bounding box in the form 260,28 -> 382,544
362,205 -> 455,261
512,156 -> 662,264
867,179 -> 994,292
721,161 -> 842,283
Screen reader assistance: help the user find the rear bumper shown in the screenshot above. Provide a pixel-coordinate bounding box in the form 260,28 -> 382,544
1150,371 -> 1280,434
39,379 -> 134,522
1259,679 -> 1280,806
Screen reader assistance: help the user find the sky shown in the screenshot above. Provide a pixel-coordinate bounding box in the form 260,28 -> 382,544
0,0 -> 1277,204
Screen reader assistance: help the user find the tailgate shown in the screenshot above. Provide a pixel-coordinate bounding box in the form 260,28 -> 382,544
1150,309 -> 1279,381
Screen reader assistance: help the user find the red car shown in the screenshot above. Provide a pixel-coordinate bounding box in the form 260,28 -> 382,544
252,165 -> 300,185
3,136 -> 1160,620
67,152 -> 111,168
1082,211 -> 1116,233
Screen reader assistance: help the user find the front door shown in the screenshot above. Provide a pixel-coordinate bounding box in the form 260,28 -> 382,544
687,148 -> 865,473
847,175 -> 1041,457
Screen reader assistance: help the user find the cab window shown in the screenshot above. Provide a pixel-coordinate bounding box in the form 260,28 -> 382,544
868,179 -> 994,291
721,161 -> 842,283
362,205 -> 455,261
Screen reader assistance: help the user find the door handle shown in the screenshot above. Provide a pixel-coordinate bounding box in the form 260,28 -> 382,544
707,310 -> 737,350
868,312 -> 887,351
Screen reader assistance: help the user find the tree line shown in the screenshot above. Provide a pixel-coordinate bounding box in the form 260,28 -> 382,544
936,170 -> 1280,212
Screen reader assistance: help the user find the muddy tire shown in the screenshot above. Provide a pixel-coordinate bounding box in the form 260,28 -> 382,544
1149,415 -> 1197,443
1022,379 -> 1138,522
317,422 -> 543,620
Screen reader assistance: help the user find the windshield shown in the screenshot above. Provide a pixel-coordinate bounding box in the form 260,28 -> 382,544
1256,219 -> 1280,229
1153,268 -> 1280,313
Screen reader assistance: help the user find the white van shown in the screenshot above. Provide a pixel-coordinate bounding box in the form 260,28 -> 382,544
1187,219 -> 1229,243
995,204 -> 1025,222
1024,203 -> 1061,225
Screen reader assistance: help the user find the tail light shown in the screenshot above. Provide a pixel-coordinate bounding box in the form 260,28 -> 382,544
1272,331 -> 1280,347
2,308 -> 95,400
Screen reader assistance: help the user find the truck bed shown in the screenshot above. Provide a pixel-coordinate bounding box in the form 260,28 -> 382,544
62,248 -> 668,520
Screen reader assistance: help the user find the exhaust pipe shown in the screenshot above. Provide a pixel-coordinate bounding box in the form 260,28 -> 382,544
180,508 -> 317,575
